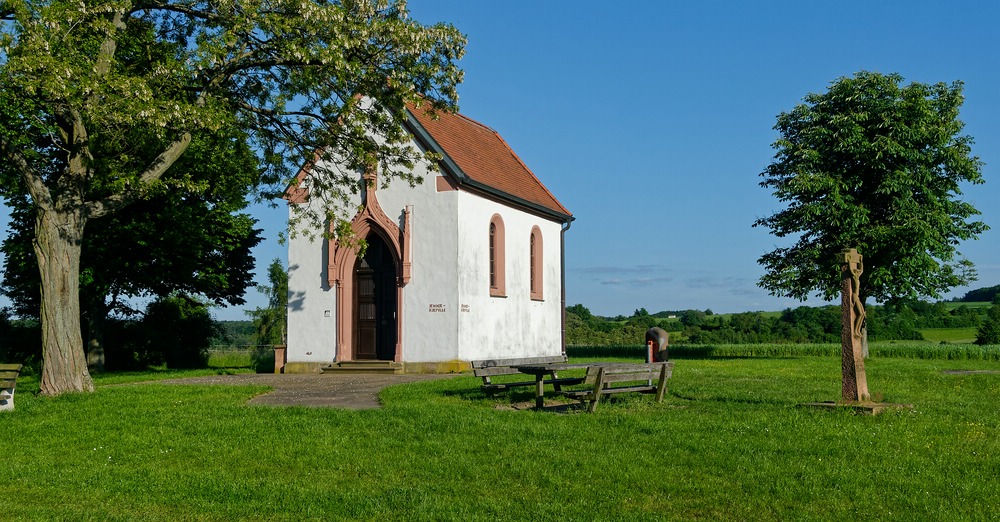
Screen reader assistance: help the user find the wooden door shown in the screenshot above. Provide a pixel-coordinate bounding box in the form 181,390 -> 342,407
355,260 -> 377,360
353,234 -> 397,361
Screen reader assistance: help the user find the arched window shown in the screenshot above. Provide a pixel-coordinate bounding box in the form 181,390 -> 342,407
530,226 -> 543,300
489,215 -> 506,297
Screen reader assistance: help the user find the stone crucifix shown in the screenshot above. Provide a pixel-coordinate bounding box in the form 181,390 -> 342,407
839,248 -> 870,402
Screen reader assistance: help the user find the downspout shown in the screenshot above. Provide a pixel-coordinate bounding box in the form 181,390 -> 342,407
560,218 -> 573,355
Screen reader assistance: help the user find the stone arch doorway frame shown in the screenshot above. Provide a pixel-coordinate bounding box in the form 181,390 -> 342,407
328,171 -> 411,363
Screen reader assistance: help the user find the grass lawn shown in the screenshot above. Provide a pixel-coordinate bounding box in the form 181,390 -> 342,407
3,354 -> 999,521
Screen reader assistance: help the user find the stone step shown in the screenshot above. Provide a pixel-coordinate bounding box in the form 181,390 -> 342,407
320,361 -> 404,375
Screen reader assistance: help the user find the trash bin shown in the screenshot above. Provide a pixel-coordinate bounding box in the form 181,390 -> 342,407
645,327 -> 669,362
273,345 -> 287,374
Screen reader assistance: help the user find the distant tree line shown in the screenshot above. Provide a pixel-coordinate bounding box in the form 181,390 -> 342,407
0,261 -> 288,373
1,296 -> 216,372
567,296 -> 999,346
953,285 -> 1000,304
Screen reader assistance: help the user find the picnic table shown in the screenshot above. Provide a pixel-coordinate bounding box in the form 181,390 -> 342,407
513,362 -> 673,411
512,362 -> 594,409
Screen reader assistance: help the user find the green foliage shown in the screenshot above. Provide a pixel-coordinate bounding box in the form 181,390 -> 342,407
205,350 -> 254,370
955,284 -> 1000,303
1,301 -> 224,371
919,327 -> 978,344
0,311 -> 39,371
975,304 -> 1000,345
246,259 -> 288,347
680,309 -> 708,327
566,304 -> 662,345
246,259 -> 288,372
141,296 -> 216,369
568,341 -> 1000,361
755,71 -> 988,305
566,303 -> 593,322
568,301 -> 989,346
867,299 -> 985,342
211,321 -> 257,348
1,128 -> 264,319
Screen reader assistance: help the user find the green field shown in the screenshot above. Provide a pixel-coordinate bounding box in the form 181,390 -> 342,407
3,351 -> 1000,520
942,301 -> 992,311
920,327 -> 980,344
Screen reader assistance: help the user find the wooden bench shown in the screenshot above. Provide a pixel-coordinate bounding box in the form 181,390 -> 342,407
471,355 -> 583,394
558,362 -> 673,413
0,363 -> 23,412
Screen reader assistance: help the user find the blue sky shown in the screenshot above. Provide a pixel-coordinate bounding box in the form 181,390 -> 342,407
2,1 -> 999,320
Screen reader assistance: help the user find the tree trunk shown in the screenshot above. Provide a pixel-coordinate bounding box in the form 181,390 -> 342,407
35,207 -> 94,395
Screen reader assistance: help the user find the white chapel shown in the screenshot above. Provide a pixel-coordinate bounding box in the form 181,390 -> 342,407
283,103 -> 573,373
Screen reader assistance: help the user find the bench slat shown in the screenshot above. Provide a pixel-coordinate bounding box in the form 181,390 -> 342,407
481,376 -> 583,391
559,362 -> 674,412
598,372 -> 658,384
473,366 -> 522,377
598,385 -> 657,394
471,355 -> 566,369
473,355 -> 570,394
0,364 -> 22,411
482,381 -> 536,391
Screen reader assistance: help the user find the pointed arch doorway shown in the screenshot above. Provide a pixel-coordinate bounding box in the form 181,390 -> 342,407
328,170 -> 410,364
353,233 -> 398,361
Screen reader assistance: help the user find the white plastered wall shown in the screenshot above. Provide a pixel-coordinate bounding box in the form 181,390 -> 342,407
375,170 -> 462,363
286,154 -> 466,365
455,192 -> 564,361
286,197 -> 338,364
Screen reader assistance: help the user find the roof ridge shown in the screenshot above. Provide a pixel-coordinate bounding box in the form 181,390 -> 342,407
450,110 -> 498,133
406,101 -> 572,220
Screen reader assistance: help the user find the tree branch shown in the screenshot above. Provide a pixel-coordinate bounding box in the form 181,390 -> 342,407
94,10 -> 126,76
0,135 -> 53,211
87,131 -> 192,219
133,1 -> 221,22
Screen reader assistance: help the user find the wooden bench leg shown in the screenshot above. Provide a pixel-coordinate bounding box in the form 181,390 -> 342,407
655,365 -> 668,402
549,371 -> 562,392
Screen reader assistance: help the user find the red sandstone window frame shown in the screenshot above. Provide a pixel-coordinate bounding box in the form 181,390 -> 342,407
489,214 -> 506,297
530,226 -> 543,301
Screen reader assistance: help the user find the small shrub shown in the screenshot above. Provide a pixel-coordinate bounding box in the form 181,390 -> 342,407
975,304 -> 1000,345
0,313 -> 41,372
251,346 -> 276,373
142,296 -> 215,369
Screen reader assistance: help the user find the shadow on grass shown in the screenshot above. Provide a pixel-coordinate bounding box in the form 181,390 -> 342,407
668,391 -> 793,407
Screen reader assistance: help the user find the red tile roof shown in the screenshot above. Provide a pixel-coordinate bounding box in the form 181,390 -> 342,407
407,104 -> 571,220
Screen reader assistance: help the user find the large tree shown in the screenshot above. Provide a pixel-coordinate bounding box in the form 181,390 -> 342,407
1,128 -> 263,370
754,71 -> 988,311
0,1 -> 464,395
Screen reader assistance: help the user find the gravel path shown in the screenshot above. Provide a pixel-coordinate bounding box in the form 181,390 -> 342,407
152,373 -> 458,409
